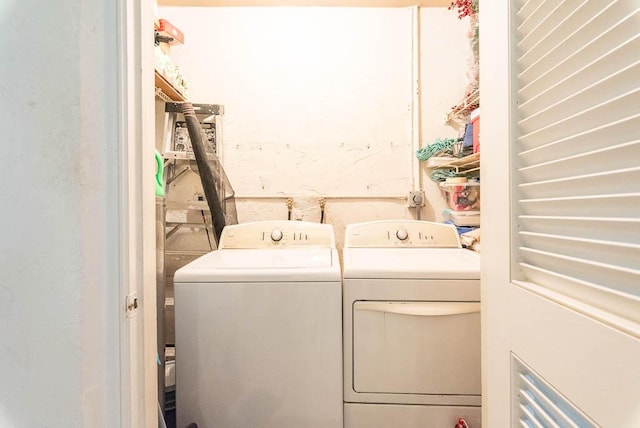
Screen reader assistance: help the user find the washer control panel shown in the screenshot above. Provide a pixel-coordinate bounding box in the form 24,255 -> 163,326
345,220 -> 461,248
219,221 -> 336,249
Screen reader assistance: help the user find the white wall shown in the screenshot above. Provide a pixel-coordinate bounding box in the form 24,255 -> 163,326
0,0 -> 123,426
159,6 -> 471,244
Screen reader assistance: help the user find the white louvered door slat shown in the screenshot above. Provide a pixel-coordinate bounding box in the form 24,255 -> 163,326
514,0 -> 640,336
518,1 -> 621,83
519,405 -> 548,428
512,356 -> 598,427
519,61 -> 640,131
517,113 -> 640,161
519,247 -> 639,295
519,231 -> 640,269
518,216 -> 640,242
519,167 -> 640,199
519,141 -> 640,182
519,90 -> 640,146
517,1 -> 577,53
520,392 -> 562,428
519,10 -> 640,99
517,0 -> 550,36
519,374 -> 580,428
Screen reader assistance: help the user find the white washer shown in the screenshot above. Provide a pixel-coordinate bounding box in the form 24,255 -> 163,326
342,220 -> 481,428
174,221 -> 343,428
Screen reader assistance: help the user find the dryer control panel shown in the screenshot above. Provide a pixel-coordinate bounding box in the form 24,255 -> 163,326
219,221 -> 336,249
345,220 -> 461,248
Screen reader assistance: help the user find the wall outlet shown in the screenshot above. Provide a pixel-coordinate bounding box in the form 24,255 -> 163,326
407,190 -> 425,208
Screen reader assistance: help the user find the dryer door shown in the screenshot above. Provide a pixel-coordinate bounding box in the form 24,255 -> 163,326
352,301 -> 481,396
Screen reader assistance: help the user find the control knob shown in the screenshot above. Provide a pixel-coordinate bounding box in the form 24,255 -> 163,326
270,229 -> 284,242
396,228 -> 409,241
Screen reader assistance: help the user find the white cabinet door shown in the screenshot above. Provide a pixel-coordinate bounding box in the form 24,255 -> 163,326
482,2 -> 640,427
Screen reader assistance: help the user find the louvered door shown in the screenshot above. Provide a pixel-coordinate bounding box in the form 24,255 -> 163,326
514,0 -> 640,337
482,1 -> 640,427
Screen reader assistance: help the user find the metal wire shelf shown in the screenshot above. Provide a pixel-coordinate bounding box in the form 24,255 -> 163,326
445,87 -> 479,124
433,152 -> 480,174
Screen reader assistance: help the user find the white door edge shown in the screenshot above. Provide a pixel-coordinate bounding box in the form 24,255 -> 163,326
118,0 -> 158,426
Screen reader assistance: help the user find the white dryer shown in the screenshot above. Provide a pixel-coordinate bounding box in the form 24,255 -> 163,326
342,220 -> 481,428
174,221 -> 343,428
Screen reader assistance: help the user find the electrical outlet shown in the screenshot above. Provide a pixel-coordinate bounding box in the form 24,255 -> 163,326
407,191 -> 425,208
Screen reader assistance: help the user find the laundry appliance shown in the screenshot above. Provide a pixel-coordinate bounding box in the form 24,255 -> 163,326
173,220 -> 343,428
342,220 -> 481,428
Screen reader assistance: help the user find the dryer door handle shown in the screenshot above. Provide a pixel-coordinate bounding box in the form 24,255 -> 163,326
355,301 -> 480,317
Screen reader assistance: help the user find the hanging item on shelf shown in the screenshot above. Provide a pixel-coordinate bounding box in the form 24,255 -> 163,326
445,0 -> 480,126
417,136 -> 478,182
448,0 -> 479,90
430,168 -> 459,182
415,137 -> 462,161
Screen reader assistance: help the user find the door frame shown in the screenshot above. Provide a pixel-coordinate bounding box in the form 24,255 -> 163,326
479,1 -> 512,426
118,0 -> 158,426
